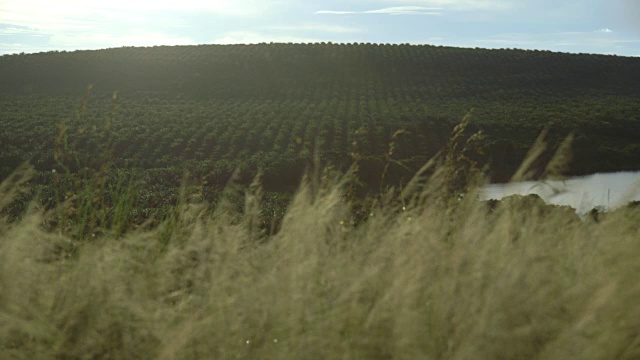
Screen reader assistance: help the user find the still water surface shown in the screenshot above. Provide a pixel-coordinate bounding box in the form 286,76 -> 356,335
482,172 -> 640,213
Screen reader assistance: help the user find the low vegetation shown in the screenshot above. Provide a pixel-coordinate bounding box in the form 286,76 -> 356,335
1,156 -> 640,359
2,43 -> 640,192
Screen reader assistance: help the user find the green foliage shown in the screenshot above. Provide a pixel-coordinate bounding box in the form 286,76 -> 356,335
1,43 -> 640,239
1,43 -> 639,191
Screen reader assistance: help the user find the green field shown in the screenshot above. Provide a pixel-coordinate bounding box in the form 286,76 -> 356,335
2,43 -> 640,223
2,44 -> 640,185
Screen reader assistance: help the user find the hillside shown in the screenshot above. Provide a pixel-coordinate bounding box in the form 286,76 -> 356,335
3,43 -> 640,99
1,43 -> 640,214
5,43 -> 640,359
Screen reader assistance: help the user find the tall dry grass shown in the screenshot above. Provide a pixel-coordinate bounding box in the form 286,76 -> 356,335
1,163 -> 640,360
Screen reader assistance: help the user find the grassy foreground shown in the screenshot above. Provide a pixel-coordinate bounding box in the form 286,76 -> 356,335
1,164 -> 640,359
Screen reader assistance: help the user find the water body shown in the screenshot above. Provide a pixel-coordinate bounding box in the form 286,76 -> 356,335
482,172 -> 640,213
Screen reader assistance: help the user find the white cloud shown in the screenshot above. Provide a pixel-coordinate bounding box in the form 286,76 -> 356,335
0,42 -> 23,52
0,42 -> 52,54
315,10 -> 357,15
366,6 -> 443,15
316,6 -> 444,16
0,0 -> 242,53
0,9 -> 98,31
212,31 -> 320,45
50,32 -> 196,49
0,32 -> 194,55
375,0 -> 514,11
269,24 -> 363,33
315,0 -> 512,16
0,26 -> 46,36
0,0 -> 269,25
597,28 -> 614,33
0,0 -> 274,50
477,31 -> 640,54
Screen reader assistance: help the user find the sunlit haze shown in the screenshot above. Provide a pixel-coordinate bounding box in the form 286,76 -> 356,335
1,0 -> 639,55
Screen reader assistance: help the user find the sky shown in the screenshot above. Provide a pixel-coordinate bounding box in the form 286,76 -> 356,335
1,0 -> 639,56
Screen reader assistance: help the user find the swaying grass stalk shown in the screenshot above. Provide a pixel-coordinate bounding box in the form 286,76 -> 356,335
1,160 -> 640,360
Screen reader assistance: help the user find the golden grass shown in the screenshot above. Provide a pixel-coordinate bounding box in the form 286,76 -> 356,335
1,163 -> 640,360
